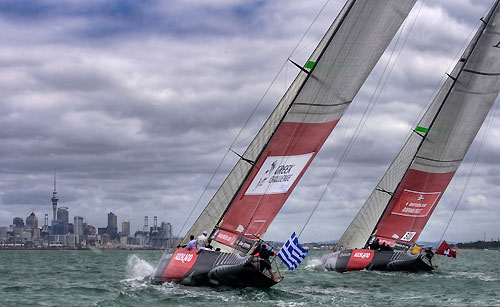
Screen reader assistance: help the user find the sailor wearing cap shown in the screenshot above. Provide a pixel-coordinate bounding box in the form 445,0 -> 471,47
196,230 -> 209,250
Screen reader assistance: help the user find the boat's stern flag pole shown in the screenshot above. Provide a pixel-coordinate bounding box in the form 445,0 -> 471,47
278,232 -> 308,270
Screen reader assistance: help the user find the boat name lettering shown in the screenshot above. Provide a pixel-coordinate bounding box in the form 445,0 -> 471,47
175,253 -> 194,262
340,252 -> 351,257
353,252 -> 371,259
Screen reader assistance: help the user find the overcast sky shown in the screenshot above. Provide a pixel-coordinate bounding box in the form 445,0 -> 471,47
1,0 -> 499,243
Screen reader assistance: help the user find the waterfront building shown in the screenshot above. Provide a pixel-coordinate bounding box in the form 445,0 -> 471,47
26,212 -> 38,231
66,234 -> 76,248
122,220 -> 130,236
150,221 -> 174,248
84,223 -> 96,236
26,212 -> 39,240
0,227 -> 7,243
74,216 -> 84,242
107,212 -> 118,240
13,217 -> 24,228
53,207 -> 69,235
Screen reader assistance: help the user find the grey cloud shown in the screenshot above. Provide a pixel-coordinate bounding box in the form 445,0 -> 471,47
0,0 -> 499,243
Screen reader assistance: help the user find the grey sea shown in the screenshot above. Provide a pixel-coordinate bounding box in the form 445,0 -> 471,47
0,249 -> 498,306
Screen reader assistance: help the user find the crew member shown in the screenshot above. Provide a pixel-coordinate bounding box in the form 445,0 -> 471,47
185,235 -> 196,250
424,246 -> 434,265
369,238 -> 380,250
254,244 -> 280,282
197,231 -> 209,250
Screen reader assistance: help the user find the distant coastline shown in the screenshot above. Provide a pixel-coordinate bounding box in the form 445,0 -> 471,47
455,240 -> 500,250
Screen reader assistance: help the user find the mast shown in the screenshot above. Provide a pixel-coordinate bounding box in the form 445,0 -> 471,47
184,0 -> 417,254
334,0 -> 500,251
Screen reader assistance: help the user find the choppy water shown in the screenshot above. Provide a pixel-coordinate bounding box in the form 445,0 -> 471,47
0,249 -> 498,306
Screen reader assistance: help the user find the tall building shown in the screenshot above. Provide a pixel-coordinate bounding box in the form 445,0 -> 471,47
107,212 -> 117,228
26,212 -> 38,239
26,212 -> 38,230
13,217 -> 24,228
55,207 -> 69,235
41,214 -> 49,238
107,212 -> 118,240
74,216 -> 84,238
51,172 -> 59,223
122,220 -> 130,236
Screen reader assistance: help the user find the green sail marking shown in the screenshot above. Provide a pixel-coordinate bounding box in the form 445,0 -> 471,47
415,126 -> 428,133
304,61 -> 316,69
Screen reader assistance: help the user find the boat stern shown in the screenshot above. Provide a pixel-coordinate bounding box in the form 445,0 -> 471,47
151,247 -> 199,284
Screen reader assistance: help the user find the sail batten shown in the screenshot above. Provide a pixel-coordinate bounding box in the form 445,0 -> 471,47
335,0 -> 500,251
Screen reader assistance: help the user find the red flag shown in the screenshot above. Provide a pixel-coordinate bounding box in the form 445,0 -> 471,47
436,240 -> 456,258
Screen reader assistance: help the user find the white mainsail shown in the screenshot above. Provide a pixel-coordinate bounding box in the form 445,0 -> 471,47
184,0 -> 417,254
335,0 -> 500,251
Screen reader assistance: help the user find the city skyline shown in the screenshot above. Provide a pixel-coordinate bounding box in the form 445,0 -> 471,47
1,200 -> 175,249
0,0 -> 499,243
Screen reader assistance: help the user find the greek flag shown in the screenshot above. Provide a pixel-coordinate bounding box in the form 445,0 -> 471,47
278,232 -> 308,270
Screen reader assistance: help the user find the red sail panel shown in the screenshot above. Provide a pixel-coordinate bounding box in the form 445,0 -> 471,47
216,120 -> 338,243
374,169 -> 455,244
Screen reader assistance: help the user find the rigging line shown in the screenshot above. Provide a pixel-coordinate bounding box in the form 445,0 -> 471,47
438,93 -> 500,244
297,1 -> 422,239
176,148 -> 232,238
176,0 -> 334,238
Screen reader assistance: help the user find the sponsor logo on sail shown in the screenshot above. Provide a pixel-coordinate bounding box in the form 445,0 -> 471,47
391,189 -> 441,217
215,229 -> 238,246
246,153 -> 314,195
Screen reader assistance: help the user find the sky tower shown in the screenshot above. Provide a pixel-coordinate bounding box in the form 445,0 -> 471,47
51,172 -> 59,222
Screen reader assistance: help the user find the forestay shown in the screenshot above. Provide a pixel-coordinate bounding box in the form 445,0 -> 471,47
184,0 -> 416,254
335,0 -> 500,251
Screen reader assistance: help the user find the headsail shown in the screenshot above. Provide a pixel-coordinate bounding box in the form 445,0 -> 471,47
185,0 -> 417,254
334,0 -> 500,251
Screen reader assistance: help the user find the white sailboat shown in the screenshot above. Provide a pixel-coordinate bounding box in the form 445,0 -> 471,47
151,0 -> 416,287
322,0 -> 500,272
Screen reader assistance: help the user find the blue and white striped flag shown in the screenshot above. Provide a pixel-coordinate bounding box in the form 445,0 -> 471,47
278,232 -> 308,270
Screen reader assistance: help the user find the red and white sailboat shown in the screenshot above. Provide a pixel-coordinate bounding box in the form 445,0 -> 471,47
322,0 -> 500,272
151,0 -> 416,287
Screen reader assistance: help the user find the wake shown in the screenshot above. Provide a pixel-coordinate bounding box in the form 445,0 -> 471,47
304,256 -> 324,271
121,254 -> 155,287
